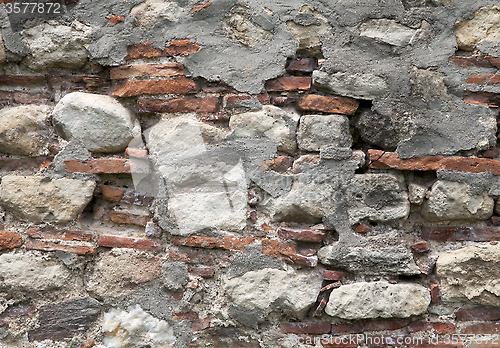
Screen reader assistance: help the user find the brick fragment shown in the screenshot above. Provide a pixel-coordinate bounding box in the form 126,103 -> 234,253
27,227 -> 92,242
271,96 -> 299,106
198,113 -> 230,121
173,235 -> 217,248
261,239 -> 318,267
277,227 -> 325,242
112,78 -> 200,97
430,284 -> 439,303
320,282 -> 341,292
169,248 -> 214,265
407,321 -> 455,334
265,77 -> 312,92
0,75 -> 47,87
189,267 -> 215,278
215,235 -> 255,251
173,311 -> 199,320
363,319 -> 410,331
449,56 -> 494,68
0,91 -> 52,106
0,231 -> 22,250
125,147 -> 148,158
355,223 -> 371,234
484,149 -> 500,158
298,94 -> 359,115
281,322 -> 331,334
192,318 -> 210,332
98,235 -> 162,251
110,63 -> 184,79
257,93 -> 270,105
110,210 -> 149,227
411,241 -> 430,253
286,58 -> 316,73
462,322 -> 500,334
101,185 -> 125,202
106,15 -> 125,24
0,157 -> 53,172
190,2 -> 212,13
331,321 -> 365,335
25,240 -> 96,255
65,158 -> 149,174
102,185 -> 154,207
323,270 -> 344,281
422,226 -> 500,242
260,156 -> 293,173
463,91 -> 500,107
488,56 -> 500,68
313,293 -> 329,317
137,96 -> 218,113
467,74 -> 500,84
455,306 -> 500,321
126,40 -> 200,59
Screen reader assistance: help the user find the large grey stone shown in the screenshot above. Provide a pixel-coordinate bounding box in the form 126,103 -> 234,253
297,115 -> 352,152
0,175 -> 96,224
456,6 -> 500,51
325,281 -> 430,319
359,19 -> 417,47
0,252 -> 71,293
436,245 -> 500,306
224,268 -> 322,327
130,0 -> 185,30
0,105 -> 51,156
23,20 -> 92,70
229,105 -> 299,153
318,245 -> 420,275
52,92 -> 141,153
421,181 -> 494,221
354,109 -> 399,150
313,70 -> 389,100
346,173 -> 410,224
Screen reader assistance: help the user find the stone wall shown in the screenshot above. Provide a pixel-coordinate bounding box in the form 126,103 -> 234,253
0,0 -> 500,347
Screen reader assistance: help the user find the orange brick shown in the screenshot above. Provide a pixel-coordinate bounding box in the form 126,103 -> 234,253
265,76 -> 312,92
215,235 -> 255,250
467,74 -> 500,84
322,270 -> 344,281
125,148 -> 148,159
298,94 -> 359,115
112,78 -> 200,97
261,239 -> 317,267
106,15 -> 125,24
27,227 -> 92,242
64,158 -> 149,174
0,231 -> 22,250
277,227 -> 325,242
173,235 -> 217,248
355,223 -> 371,234
411,241 -> 430,253
25,240 -> 95,255
169,248 -> 215,265
101,185 -> 125,202
110,210 -> 149,227
463,91 -> 500,107
110,63 -> 185,79
189,2 -> 212,13
98,235 -> 162,251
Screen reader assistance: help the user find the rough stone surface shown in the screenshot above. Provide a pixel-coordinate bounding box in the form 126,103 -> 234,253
23,20 -> 92,70
354,109 -> 399,150
421,181 -> 494,221
346,173 -> 410,224
408,183 -> 427,205
130,0 -> 185,30
436,245 -> 500,306
359,19 -> 417,47
456,6 -> 500,51
325,281 -> 431,319
52,92 -> 141,153
0,105 -> 51,157
0,252 -> 71,293
162,261 -> 189,291
313,70 -> 389,100
223,5 -> 272,47
229,105 -> 299,153
297,115 -> 352,152
0,175 -> 96,224
224,267 -> 322,327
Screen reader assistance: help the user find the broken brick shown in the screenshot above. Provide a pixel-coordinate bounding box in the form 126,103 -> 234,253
355,223 -> 371,234
169,248 -> 214,265
189,267 -> 215,278
190,2 -> 212,13
101,185 -> 125,202
98,235 -> 162,252
112,78 -> 200,97
462,322 -> 500,334
455,306 -> 500,321
463,91 -> 500,107
27,227 -> 92,242
215,235 -> 255,251
331,321 -> 365,335
110,210 -> 149,227
280,322 -> 331,334
192,318 -> 210,332
65,158 -> 149,174
126,40 -> 200,60
430,284 -> 439,303
25,240 -> 96,255
298,94 -> 359,115
137,96 -> 218,113
265,77 -> 312,92
271,95 -> 299,106
286,58 -> 316,73
322,270 -> 344,281
261,238 -> 318,267
0,231 -> 22,250
313,293 -> 329,317
320,282 -> 341,292
173,235 -> 217,249
407,321 -> 455,334
466,74 -> 500,84
125,147 -> 148,159
260,156 -> 293,173
277,227 -> 325,242
422,226 -> 500,242
105,15 -> 125,24
0,75 -> 47,87
449,56 -> 494,68
411,241 -> 430,253
110,62 -> 185,79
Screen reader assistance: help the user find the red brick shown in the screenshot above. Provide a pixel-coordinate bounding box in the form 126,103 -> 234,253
320,282 -> 341,292
106,15 -> 125,24
298,94 -> 359,115
192,318 -> 210,332
323,270 -> 344,281
286,58 -> 316,73
137,96 -> 218,113
281,322 -> 331,334
484,149 -> 500,159
110,210 -> 149,227
215,235 -> 255,251
98,235 -> 162,251
190,2 -> 212,13
25,240 -> 95,255
488,56 -> 500,68
277,227 -> 325,242
449,56 -> 494,68
81,339 -> 96,348
331,321 -> 365,335
101,185 -> 125,202
112,78 -> 200,97
463,91 -> 500,107
169,248 -> 214,265
64,158 -> 149,174
102,185 -> 153,207
355,223 -> 371,234
455,306 -> 500,321
260,157 -> 293,173
261,239 -> 318,267
363,319 -> 410,332
0,231 -> 22,250
126,40 -> 200,59
0,75 -> 47,87
0,157 -> 53,172
411,241 -> 430,253
265,77 -> 312,92
313,293 -> 329,317
125,147 -> 148,159
257,93 -> 270,105
492,216 -> 500,226
407,321 -> 455,334
173,235 -> 217,248
27,227 -> 92,242
467,74 -> 500,84
189,267 -> 215,278
430,284 -> 439,303
422,226 -> 500,242
271,96 -> 299,106
110,63 -> 184,79
173,311 -> 199,320
462,322 -> 500,334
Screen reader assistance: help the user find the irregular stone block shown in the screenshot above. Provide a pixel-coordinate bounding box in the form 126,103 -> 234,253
456,6 -> 500,51
0,252 -> 71,293
297,115 -> 352,152
355,110 -> 399,150
52,92 -> 141,153
229,105 -> 299,153
410,68 -> 451,101
224,268 -> 322,327
346,173 -> 410,224
325,281 -> 430,319
360,19 -> 417,46
131,0 -> 184,29
421,181 -> 494,221
28,297 -> 100,342
436,245 -> 500,306
0,105 -> 51,156
162,261 -> 189,291
313,70 -> 389,100
223,5 -> 272,47
408,183 -> 427,205
0,175 -> 96,224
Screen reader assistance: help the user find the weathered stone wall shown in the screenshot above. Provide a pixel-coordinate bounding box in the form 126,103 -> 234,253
0,0 -> 500,347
